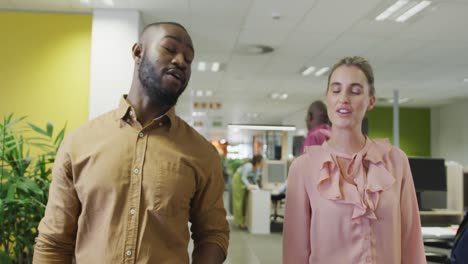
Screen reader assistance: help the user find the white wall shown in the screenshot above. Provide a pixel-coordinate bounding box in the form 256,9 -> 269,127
431,101 -> 468,169
282,106 -> 308,137
282,106 -> 309,158
88,9 -> 141,119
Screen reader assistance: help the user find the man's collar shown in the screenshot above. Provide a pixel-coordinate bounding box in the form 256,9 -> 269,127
116,96 -> 132,120
115,95 -> 176,129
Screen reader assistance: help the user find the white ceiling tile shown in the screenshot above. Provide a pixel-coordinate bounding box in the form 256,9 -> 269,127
243,0 -> 317,31
398,2 -> 468,42
319,34 -> 387,60
218,75 -> 255,93
365,37 -> 428,64
402,40 -> 468,66
4,0 -> 468,131
189,28 -> 238,53
116,0 -> 189,9
193,52 -> 231,63
226,54 -> 272,77
297,0 -> 381,34
142,9 -> 190,27
190,0 -> 251,30
238,28 -> 289,47
348,19 -> 406,38
276,31 -> 338,59
282,78 -> 327,96
260,54 -> 313,77
251,79 -> 284,94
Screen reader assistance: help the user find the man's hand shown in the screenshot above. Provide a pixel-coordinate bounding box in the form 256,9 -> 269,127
192,243 -> 225,264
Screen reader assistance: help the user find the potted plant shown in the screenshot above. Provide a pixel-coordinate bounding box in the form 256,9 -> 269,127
0,114 -> 65,263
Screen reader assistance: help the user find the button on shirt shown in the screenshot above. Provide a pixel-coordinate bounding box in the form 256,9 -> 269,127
34,96 -> 229,263
283,138 -> 426,264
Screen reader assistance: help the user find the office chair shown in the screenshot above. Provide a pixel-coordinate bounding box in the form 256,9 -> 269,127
424,211 -> 468,263
270,192 -> 285,222
424,239 -> 451,263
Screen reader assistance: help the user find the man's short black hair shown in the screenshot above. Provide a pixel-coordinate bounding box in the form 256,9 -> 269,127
142,22 -> 188,34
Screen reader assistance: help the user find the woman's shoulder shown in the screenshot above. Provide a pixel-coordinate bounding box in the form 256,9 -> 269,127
290,145 -> 328,170
368,137 -> 409,162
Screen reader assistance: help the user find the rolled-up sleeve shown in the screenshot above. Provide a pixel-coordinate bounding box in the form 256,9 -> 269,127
283,159 -> 311,264
33,136 -> 80,264
189,154 -> 229,258
399,152 -> 426,264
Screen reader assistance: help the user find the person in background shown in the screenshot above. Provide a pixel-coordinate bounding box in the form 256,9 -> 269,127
275,100 -> 332,195
301,100 -> 331,154
283,56 -> 425,263
34,22 -> 229,264
231,155 -> 263,229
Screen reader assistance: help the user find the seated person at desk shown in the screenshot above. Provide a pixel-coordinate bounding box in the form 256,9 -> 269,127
232,155 -> 263,229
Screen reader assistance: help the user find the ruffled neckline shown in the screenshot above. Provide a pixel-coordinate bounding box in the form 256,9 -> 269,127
312,137 -> 395,220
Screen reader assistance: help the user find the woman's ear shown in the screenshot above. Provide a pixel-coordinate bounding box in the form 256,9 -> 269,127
367,95 -> 376,111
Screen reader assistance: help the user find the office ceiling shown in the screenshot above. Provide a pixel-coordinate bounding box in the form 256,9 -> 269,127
2,0 -> 468,142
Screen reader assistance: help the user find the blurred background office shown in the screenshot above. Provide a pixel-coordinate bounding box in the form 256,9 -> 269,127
1,0 -> 468,263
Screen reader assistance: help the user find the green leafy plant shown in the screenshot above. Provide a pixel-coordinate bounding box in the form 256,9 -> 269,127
0,114 -> 65,263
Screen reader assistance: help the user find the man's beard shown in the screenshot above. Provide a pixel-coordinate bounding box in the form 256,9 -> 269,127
138,55 -> 184,108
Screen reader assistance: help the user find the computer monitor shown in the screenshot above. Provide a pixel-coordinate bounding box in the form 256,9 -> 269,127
408,157 -> 447,210
261,160 -> 288,190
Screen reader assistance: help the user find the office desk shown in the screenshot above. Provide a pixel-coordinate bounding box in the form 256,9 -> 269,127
422,226 -> 457,239
245,189 -> 271,234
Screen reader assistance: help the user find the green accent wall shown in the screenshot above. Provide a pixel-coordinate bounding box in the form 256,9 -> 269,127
367,107 -> 431,157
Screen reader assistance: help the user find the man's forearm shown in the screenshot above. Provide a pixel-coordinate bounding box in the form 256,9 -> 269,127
33,236 -> 74,264
192,243 -> 226,264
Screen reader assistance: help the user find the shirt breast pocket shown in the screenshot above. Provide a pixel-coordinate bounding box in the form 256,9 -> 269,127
152,161 -> 196,216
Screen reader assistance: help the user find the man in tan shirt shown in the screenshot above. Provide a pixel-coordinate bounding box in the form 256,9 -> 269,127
33,22 -> 229,263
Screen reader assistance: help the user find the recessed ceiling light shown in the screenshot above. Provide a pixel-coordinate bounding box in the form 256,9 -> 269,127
280,93 -> 288,100
301,66 -> 316,76
196,90 -> 203,97
315,67 -> 330,77
271,12 -> 281,20
197,62 -> 206,71
375,0 -> 409,21
102,0 -> 114,6
205,90 -> 213,96
192,112 -> 207,117
396,0 -> 431,22
271,93 -> 279,99
211,62 -> 220,72
463,78 -> 468,83
245,113 -> 259,118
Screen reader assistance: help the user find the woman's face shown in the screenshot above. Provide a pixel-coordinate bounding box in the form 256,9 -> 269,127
325,65 -> 375,131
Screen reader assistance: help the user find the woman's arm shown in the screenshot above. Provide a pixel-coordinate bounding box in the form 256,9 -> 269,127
283,159 -> 311,264
399,151 -> 426,264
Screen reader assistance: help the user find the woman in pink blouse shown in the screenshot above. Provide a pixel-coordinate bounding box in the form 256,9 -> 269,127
283,56 -> 426,264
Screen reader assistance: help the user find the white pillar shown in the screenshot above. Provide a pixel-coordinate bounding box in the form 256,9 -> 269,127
393,89 -> 400,147
88,9 -> 142,119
